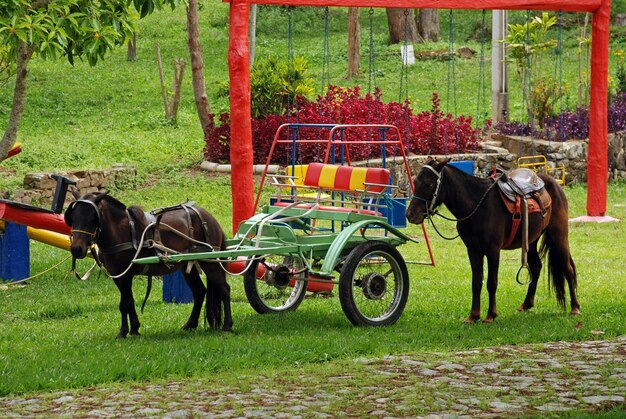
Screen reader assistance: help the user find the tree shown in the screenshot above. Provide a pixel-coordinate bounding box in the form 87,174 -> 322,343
186,0 -> 212,138
386,8 -> 418,45
417,9 -> 439,42
346,7 -> 360,78
0,0 -> 177,160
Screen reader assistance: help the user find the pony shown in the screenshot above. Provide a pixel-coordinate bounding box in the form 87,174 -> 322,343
406,159 -> 580,323
64,192 -> 232,338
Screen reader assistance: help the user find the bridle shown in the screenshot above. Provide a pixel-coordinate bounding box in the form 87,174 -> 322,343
410,164 -> 502,240
410,164 -> 444,219
66,199 -> 102,244
65,199 -> 103,280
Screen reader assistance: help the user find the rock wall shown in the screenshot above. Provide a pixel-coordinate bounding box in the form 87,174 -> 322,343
9,165 -> 136,208
493,131 -> 626,183
353,130 -> 626,192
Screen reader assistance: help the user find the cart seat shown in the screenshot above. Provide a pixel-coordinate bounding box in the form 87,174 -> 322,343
271,201 -> 381,216
303,163 -> 390,193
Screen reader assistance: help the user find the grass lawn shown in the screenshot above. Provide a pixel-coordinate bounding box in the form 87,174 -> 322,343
0,180 -> 624,396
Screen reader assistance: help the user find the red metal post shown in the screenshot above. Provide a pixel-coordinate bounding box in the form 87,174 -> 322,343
228,0 -> 255,234
586,0 -> 611,216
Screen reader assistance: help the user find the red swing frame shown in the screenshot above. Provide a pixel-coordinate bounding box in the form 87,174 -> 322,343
223,0 -> 612,231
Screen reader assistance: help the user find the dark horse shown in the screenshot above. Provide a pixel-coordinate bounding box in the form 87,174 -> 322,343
64,192 -> 232,337
406,159 -> 580,323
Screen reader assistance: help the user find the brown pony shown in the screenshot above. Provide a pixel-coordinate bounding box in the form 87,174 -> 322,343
64,192 -> 232,338
406,159 -> 580,323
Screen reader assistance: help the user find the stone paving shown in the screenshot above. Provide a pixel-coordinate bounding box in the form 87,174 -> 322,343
1,337 -> 624,417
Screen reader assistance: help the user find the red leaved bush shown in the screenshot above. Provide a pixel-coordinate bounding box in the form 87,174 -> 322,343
204,86 -> 483,164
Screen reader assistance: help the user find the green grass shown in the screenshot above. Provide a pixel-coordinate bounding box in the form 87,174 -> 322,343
0,181 -> 624,395
0,2 -> 625,398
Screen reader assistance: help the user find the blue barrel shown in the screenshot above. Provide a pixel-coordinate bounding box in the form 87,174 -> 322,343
449,160 -> 475,175
162,271 -> 193,303
0,222 -> 30,282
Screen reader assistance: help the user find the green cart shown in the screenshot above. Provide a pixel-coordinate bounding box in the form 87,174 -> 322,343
134,124 -> 426,326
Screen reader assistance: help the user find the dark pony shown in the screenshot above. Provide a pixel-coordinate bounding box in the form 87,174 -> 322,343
406,159 -> 580,323
64,192 -> 232,338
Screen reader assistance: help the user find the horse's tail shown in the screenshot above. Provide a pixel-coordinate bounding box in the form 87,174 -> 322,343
539,229 -> 575,311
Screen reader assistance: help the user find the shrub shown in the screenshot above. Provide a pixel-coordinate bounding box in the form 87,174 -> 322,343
495,92 -> 626,141
204,86 -> 483,164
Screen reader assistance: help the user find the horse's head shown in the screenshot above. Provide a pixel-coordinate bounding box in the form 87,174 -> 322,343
64,193 -> 106,259
406,158 -> 448,225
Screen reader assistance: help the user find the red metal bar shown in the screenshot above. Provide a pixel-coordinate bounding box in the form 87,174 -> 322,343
223,0 -> 601,12
0,202 -> 70,235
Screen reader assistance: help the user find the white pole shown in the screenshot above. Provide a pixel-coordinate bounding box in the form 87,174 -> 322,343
491,10 -> 509,122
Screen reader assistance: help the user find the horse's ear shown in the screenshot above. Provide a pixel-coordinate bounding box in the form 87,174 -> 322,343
64,202 -> 75,226
93,192 -> 109,205
70,187 -> 80,200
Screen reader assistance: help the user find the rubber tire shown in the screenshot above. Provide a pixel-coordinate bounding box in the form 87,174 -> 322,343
338,241 -> 409,326
243,255 -> 308,314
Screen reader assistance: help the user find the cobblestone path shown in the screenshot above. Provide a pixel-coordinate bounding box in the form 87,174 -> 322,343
1,337 -> 625,417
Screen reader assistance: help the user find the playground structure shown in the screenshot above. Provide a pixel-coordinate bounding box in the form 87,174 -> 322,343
224,0 -> 612,230
0,174 -> 74,281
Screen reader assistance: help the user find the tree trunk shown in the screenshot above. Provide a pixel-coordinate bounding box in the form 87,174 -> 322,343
417,9 -> 439,42
386,8 -> 418,45
186,0 -> 212,138
127,33 -> 137,61
347,7 -> 360,78
156,44 -> 185,120
0,43 -> 34,160
249,4 -> 257,67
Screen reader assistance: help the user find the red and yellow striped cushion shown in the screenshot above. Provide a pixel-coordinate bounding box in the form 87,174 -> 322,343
303,163 -> 389,193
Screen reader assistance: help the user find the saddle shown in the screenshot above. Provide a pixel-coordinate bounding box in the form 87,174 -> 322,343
494,168 -> 552,250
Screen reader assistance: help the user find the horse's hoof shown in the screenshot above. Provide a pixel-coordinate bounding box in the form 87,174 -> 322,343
117,333 -> 127,339
130,331 -> 140,336
570,308 -> 581,316
516,304 -> 532,312
483,317 -> 494,324
182,323 -> 198,331
463,316 -> 479,324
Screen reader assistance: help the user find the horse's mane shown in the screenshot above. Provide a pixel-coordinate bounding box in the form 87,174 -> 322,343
97,193 -> 127,212
127,206 -> 146,222
444,164 -> 493,190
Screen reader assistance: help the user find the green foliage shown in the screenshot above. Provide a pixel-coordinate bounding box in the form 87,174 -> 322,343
504,12 -> 558,78
531,77 -> 566,128
0,44 -> 14,85
614,49 -> 626,94
0,0 -> 180,66
249,55 -> 314,118
504,12 -> 559,125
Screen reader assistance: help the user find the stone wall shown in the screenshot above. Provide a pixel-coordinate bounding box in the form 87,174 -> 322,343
352,130 -> 626,191
492,131 -> 626,183
9,165 -> 136,208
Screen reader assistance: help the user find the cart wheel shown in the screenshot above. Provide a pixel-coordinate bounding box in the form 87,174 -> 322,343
243,255 -> 308,314
339,241 -> 409,326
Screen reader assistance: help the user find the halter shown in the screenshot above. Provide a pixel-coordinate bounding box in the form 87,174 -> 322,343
66,199 -> 102,242
411,164 -> 444,217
